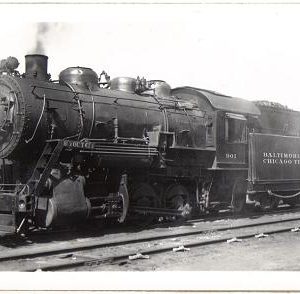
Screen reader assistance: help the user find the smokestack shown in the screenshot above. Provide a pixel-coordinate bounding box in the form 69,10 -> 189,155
25,54 -> 49,80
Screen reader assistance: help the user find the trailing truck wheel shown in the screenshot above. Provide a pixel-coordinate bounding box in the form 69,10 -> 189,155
164,184 -> 191,219
231,178 -> 247,213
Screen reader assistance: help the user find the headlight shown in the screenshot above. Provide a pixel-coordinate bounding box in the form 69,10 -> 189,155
18,200 -> 26,210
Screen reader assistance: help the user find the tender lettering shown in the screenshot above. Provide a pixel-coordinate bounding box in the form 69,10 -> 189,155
263,152 -> 300,159
262,152 -> 300,165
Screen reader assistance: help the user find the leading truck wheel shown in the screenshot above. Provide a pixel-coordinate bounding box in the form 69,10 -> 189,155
231,178 -> 247,213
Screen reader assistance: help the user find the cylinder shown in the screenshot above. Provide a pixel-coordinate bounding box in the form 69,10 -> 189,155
36,175 -> 89,227
25,54 -> 49,80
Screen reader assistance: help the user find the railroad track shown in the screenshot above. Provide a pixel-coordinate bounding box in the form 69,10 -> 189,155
1,211 -> 300,271
0,204 -> 297,244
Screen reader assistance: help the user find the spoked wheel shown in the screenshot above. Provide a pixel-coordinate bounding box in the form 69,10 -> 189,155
164,184 -> 191,219
283,197 -> 298,208
130,183 -> 160,225
231,178 -> 247,213
269,196 -> 280,210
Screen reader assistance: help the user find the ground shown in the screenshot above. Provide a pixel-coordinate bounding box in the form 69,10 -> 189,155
1,211 -> 300,272
76,227 -> 300,271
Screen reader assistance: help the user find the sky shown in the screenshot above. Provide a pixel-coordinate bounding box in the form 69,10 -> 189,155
1,3 -> 300,110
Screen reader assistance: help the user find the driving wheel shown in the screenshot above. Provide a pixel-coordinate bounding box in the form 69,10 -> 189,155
164,184 -> 191,218
130,183 -> 159,225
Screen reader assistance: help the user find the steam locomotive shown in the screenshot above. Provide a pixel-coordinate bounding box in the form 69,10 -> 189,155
0,54 -> 299,234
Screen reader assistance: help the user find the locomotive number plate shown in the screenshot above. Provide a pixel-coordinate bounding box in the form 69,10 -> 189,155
63,140 -> 95,149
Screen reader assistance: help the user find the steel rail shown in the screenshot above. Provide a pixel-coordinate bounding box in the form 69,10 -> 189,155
25,220 -> 300,272
184,205 -> 300,225
1,214 -> 300,264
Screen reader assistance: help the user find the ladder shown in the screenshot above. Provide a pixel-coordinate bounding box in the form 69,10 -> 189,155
27,140 -> 65,198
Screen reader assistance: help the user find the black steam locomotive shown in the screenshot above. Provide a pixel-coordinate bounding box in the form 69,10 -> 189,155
0,54 -> 299,234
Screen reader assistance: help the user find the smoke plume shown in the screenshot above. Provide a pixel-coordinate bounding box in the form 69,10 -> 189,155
32,23 -> 51,55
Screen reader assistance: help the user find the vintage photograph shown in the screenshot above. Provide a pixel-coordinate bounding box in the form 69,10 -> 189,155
0,0 -> 300,291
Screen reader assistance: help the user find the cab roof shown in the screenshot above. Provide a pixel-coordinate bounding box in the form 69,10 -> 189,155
172,86 -> 261,116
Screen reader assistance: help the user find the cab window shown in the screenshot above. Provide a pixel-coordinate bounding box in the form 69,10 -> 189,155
225,113 -> 247,143
206,115 -> 214,146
